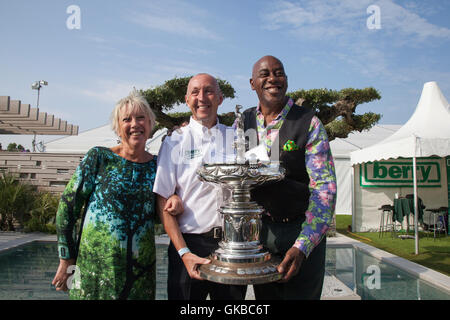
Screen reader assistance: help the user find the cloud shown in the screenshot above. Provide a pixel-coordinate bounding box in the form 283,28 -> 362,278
154,63 -> 202,77
261,0 -> 369,38
127,0 -> 221,40
260,0 -> 450,41
79,80 -> 146,103
259,0 -> 450,83
82,35 -> 108,44
378,0 -> 450,41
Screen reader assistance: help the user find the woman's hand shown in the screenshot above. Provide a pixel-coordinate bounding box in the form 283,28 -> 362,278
164,194 -> 184,216
52,258 -> 76,291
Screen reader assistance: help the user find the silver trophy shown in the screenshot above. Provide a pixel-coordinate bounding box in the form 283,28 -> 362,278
197,105 -> 285,285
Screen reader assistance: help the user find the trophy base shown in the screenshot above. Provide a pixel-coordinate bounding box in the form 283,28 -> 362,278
199,256 -> 282,285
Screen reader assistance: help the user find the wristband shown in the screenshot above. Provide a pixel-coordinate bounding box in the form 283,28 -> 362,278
178,247 -> 191,258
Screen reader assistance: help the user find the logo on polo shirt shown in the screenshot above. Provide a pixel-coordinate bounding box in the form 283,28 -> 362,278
184,149 -> 202,160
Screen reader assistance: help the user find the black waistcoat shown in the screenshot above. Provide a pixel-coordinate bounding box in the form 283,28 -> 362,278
243,103 -> 315,219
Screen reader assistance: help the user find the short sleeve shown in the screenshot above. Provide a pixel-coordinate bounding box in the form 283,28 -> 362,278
153,138 -> 177,199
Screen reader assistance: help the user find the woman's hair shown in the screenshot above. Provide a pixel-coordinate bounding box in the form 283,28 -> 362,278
111,90 -> 156,139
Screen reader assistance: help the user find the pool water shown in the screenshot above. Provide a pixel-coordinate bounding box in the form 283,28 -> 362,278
0,242 -> 67,300
0,242 -> 449,300
0,242 -> 169,300
325,247 -> 450,300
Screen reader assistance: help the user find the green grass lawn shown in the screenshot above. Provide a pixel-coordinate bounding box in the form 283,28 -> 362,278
335,214 -> 450,276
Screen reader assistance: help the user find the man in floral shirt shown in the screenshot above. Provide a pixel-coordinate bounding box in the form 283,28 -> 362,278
242,55 -> 337,299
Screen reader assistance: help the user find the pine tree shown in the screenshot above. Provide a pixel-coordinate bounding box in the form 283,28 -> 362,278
143,77 -> 381,140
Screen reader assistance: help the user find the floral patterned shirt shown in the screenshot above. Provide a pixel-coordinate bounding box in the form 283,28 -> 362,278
255,97 -> 337,258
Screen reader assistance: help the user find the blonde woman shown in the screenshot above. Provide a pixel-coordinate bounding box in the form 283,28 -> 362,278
52,90 -> 182,299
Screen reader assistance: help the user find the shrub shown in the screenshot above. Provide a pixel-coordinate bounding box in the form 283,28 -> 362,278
6,143 -> 25,152
0,173 -> 36,231
0,173 -> 59,233
24,192 -> 59,233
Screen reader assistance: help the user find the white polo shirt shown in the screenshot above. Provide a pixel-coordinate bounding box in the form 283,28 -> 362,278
153,117 -> 236,234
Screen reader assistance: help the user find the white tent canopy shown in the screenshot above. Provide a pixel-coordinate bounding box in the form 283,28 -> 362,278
331,124 -> 401,157
351,82 -> 450,164
350,81 -> 450,254
44,124 -> 168,155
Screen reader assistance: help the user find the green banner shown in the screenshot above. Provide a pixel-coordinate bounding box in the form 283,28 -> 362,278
360,159 -> 441,188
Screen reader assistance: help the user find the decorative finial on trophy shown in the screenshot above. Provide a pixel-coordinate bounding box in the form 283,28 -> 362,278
234,105 -> 246,164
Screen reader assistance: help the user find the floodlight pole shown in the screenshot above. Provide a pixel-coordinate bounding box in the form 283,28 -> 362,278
32,80 -> 48,108
36,87 -> 41,107
31,80 -> 48,152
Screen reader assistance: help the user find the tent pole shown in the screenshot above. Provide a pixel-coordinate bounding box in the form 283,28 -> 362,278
351,165 -> 355,232
413,138 -> 419,255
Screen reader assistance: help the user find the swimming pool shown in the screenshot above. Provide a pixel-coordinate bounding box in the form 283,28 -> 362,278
0,241 -> 169,300
0,241 -> 448,300
326,246 -> 450,300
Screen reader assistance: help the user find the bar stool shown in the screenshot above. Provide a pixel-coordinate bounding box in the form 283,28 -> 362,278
425,207 -> 448,239
378,205 -> 396,238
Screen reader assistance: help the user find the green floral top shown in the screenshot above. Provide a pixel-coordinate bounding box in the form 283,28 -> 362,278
55,146 -> 157,300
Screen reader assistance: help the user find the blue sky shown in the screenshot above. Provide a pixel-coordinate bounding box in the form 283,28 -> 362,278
1,0 -> 450,149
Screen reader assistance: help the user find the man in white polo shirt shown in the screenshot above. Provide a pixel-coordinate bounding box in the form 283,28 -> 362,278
153,73 -> 247,300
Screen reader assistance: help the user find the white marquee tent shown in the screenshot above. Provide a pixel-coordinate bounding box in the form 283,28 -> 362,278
44,124 -> 168,155
351,81 -> 450,254
330,125 -> 401,215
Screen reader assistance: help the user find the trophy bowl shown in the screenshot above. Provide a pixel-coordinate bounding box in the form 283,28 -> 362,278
196,162 -> 286,285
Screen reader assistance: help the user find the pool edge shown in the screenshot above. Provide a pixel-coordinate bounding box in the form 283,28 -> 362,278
0,232 -> 57,254
329,233 -> 450,294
